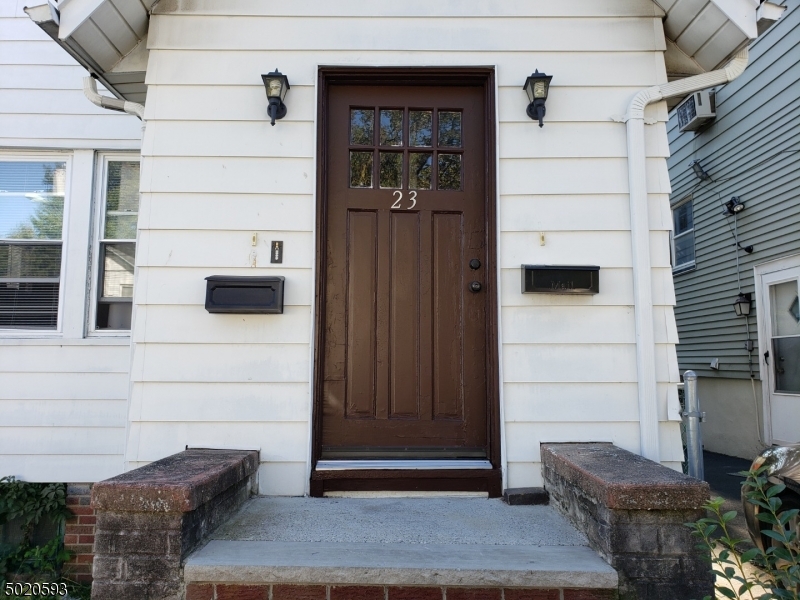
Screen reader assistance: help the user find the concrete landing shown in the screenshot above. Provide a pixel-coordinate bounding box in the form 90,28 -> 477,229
183,497 -> 618,589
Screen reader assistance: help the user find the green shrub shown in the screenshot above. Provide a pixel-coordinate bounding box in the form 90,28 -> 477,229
0,477 -> 75,598
686,466 -> 800,599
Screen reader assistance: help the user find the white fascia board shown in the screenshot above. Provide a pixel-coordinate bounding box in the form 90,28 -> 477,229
710,0 -> 759,39
58,0 -> 106,40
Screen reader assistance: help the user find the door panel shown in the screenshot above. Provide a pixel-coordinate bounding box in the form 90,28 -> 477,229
321,84 -> 487,459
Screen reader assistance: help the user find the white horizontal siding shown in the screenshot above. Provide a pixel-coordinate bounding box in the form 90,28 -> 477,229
0,13 -> 141,148
0,10 -> 138,483
125,1 -> 682,494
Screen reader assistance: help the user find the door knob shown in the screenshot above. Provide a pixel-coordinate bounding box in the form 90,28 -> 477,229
469,259 -> 481,270
469,281 -> 482,293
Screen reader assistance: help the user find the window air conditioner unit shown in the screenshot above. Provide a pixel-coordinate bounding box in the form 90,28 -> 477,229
676,91 -> 716,132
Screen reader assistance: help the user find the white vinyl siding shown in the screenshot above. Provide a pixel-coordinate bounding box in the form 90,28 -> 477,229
128,0 -> 682,494
0,6 -> 140,482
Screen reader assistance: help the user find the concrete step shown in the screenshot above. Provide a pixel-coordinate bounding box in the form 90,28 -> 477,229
182,497 -> 618,599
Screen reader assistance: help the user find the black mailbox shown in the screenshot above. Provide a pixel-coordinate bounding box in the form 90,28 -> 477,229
521,265 -> 599,295
204,276 -> 285,314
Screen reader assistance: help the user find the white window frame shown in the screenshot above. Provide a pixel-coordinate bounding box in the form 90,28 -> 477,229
671,196 -> 696,274
0,152 -> 72,337
754,253 -> 800,446
88,153 -> 140,337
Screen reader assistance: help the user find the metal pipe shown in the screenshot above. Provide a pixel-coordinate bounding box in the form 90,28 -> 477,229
683,370 -> 705,480
617,48 -> 748,462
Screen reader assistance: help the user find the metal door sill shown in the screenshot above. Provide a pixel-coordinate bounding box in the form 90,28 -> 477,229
315,459 -> 493,471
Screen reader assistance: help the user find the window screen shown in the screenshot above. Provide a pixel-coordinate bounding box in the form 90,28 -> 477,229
0,161 -> 66,329
96,161 -> 139,330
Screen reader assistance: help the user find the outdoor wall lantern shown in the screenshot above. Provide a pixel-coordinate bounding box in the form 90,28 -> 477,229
689,160 -> 711,181
733,292 -> 752,317
523,70 -> 553,127
261,69 -> 290,126
723,196 -> 745,216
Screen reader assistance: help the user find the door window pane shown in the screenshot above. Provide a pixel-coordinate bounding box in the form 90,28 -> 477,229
350,109 -> 374,146
772,337 -> 800,393
438,154 -> 462,190
770,280 -> 800,337
409,153 -> 432,190
409,111 -> 432,147
379,153 -> 402,189
380,110 -> 403,146
104,162 -> 140,239
438,112 -> 462,147
350,152 -> 373,188
0,161 -> 66,330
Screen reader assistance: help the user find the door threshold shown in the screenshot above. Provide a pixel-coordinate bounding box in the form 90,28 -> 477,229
323,490 -> 490,498
316,459 -> 493,471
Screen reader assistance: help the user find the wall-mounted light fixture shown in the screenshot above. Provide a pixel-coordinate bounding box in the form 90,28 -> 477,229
723,196 -> 745,216
261,69 -> 290,126
689,160 -> 711,181
733,292 -> 752,317
523,70 -> 553,127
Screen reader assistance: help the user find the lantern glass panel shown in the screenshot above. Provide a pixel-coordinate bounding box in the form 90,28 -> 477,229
266,78 -> 283,98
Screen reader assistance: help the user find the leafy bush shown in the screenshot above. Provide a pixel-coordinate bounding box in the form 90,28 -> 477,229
686,466 -> 800,599
0,477 -> 74,598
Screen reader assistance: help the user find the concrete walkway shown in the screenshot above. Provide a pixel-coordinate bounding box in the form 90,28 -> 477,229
184,497 -> 618,589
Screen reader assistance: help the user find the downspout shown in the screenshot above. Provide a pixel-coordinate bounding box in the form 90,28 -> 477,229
83,76 -> 145,121
621,48 -> 748,462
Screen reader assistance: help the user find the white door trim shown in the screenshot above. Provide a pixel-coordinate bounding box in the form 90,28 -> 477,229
754,253 -> 800,445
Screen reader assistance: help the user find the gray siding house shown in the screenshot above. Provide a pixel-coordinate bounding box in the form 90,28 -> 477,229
667,0 -> 798,459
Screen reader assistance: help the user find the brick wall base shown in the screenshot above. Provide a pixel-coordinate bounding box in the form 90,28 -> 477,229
63,483 -> 96,584
186,584 -> 617,600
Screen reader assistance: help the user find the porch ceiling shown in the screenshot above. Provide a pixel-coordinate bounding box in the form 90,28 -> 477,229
27,0 -> 784,104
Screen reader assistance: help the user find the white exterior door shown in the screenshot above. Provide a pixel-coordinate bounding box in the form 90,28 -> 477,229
757,257 -> 800,445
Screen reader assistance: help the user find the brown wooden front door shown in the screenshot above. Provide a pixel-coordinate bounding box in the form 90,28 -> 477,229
319,82 -> 489,461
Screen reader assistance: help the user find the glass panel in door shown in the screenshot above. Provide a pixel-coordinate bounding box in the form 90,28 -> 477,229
769,279 -> 800,393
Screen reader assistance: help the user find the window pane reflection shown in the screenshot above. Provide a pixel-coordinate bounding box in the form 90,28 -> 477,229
409,153 -> 432,190
438,154 -> 461,190
350,152 -> 373,188
350,109 -> 374,146
379,153 -> 402,189
438,112 -> 462,147
409,111 -> 432,147
380,110 -> 403,146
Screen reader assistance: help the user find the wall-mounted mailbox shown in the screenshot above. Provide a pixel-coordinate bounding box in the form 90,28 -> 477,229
521,265 -> 599,295
204,276 -> 285,314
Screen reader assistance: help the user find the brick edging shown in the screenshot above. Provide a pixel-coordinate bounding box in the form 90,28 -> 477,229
186,583 -> 617,600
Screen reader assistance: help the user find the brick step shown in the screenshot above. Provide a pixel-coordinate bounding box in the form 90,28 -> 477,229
186,583 -> 616,600
183,540 -> 618,598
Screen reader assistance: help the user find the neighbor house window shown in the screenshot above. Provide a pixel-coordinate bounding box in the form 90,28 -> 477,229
0,159 -> 67,330
92,156 -> 140,331
672,198 -> 695,273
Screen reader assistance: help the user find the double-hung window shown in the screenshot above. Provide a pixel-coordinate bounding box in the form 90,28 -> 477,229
0,159 -> 68,331
92,156 -> 140,331
672,198 -> 695,273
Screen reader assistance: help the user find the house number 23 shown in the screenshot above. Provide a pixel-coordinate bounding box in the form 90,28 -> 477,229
391,190 -> 417,210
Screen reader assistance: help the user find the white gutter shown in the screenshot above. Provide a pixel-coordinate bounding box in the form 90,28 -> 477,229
83,76 -> 144,120
620,48 -> 749,462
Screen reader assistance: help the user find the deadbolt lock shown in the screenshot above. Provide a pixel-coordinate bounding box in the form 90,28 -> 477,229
469,259 -> 481,270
